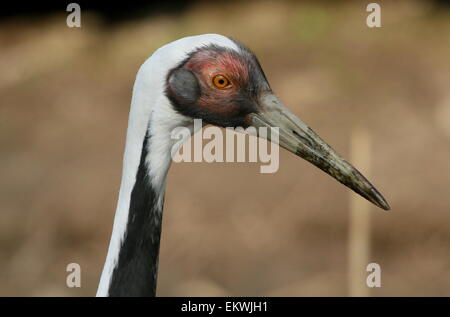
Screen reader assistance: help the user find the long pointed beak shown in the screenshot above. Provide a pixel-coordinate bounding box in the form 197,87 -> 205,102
249,93 -> 390,211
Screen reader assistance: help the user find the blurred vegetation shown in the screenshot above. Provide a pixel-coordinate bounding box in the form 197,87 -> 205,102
0,0 -> 449,296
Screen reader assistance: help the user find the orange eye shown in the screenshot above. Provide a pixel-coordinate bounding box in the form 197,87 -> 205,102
212,75 -> 231,89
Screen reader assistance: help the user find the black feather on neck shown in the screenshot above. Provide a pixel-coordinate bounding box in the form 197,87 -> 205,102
108,131 -> 164,297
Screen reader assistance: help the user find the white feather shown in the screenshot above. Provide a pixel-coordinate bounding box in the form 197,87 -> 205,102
96,34 -> 239,296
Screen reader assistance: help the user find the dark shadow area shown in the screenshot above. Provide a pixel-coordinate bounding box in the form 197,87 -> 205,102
0,1 -> 195,24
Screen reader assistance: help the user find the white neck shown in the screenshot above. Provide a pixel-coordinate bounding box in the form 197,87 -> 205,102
96,34 -> 239,296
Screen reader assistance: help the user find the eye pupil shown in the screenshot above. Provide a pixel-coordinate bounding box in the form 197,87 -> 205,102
213,75 -> 231,89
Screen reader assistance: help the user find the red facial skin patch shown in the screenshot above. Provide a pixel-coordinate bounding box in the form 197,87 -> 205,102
183,49 -> 250,116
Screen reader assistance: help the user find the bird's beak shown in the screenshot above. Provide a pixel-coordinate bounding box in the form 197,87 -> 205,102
249,93 -> 390,211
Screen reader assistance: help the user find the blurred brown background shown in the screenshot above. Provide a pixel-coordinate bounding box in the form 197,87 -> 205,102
0,0 -> 449,296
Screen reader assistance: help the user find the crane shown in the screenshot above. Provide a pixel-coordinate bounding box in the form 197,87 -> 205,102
97,34 -> 390,297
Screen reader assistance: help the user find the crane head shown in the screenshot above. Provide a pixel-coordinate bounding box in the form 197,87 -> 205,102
164,37 -> 390,211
